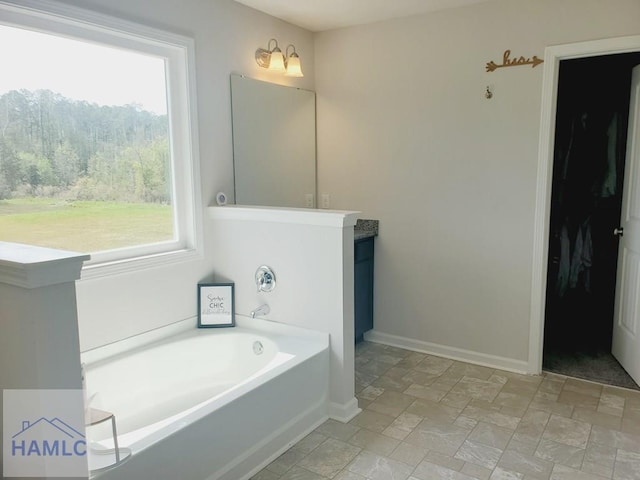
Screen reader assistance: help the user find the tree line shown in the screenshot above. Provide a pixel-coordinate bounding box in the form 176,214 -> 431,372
0,89 -> 170,203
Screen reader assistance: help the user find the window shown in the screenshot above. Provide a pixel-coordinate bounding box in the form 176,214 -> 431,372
0,0 -> 202,275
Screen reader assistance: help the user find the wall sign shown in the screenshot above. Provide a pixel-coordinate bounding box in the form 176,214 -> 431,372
198,283 -> 235,327
486,49 -> 543,72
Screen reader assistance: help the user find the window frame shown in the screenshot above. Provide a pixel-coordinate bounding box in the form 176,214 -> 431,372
0,0 -> 203,279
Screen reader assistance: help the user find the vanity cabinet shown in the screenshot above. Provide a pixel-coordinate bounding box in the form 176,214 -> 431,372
354,236 -> 374,343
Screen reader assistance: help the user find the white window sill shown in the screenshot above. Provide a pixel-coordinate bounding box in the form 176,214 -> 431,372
80,247 -> 202,281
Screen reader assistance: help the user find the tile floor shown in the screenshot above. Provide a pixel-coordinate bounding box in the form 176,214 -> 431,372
252,341 -> 640,480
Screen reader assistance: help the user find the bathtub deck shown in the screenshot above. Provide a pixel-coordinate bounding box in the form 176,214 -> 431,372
252,341 -> 640,480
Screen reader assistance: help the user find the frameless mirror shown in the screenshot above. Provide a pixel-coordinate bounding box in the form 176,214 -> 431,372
231,74 -> 316,207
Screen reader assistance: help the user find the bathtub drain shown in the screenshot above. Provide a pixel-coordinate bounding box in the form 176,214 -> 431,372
253,341 -> 264,355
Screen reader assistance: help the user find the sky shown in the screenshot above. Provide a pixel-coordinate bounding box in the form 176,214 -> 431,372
0,25 -> 168,115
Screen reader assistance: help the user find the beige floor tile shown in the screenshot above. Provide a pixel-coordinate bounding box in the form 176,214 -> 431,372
533,439 -> 584,469
395,352 -> 428,369
266,448 -> 309,475
413,356 -> 454,376
430,375 -> 463,392
572,406 -> 622,430
359,385 -> 384,401
468,421 -> 514,450
539,376 -> 566,395
291,432 -> 328,455
462,404 -> 521,430
389,441 -> 427,467
358,360 -> 394,377
557,389 -> 600,410
493,391 -> 534,410
279,465 -> 328,480
404,420 -> 470,455
402,370 -> 439,386
489,466 -> 524,479
582,442 -> 616,478
613,449 -> 640,480
404,383 -> 447,402
423,449 -> 465,470
450,376 -> 504,403
333,471 -> 367,480
254,341 -> 640,480
296,438 -> 360,478
405,398 -> 462,423
500,379 -> 540,397
621,416 -> 640,435
411,460 -> 478,480
375,389 -> 416,409
462,462 -> 492,480
528,396 -> 575,418
455,415 -> 480,430
371,374 -> 413,392
382,412 -> 423,440
349,409 -> 397,433
541,414 -> 591,449
366,399 -> 407,418
446,362 -> 496,381
597,392 -> 625,417
497,449 -> 554,479
506,436 -> 538,456
549,464 -> 608,480
315,419 -> 361,442
347,450 -> 414,480
347,428 -> 400,456
590,425 -> 640,453
441,391 -> 474,409
455,439 -> 503,469
562,378 -> 603,398
252,469 -> 281,480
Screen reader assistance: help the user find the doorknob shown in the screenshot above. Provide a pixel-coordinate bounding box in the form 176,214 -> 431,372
614,227 -> 624,237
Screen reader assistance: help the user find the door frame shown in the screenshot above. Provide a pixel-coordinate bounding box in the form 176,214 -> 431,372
528,35 -> 640,375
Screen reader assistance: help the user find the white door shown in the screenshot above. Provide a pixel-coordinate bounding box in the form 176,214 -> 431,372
612,65 -> 640,385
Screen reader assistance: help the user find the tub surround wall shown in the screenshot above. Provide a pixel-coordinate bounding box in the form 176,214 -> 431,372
208,206 -> 360,422
0,242 -> 89,478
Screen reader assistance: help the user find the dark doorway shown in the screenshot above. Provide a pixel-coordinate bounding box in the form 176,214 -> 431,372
543,52 -> 640,390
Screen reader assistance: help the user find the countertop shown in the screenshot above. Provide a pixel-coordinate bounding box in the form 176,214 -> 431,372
354,219 -> 379,241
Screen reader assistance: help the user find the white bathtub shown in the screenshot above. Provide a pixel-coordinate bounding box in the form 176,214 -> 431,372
82,316 -> 329,480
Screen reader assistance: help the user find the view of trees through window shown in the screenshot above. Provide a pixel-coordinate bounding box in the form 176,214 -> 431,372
0,24 -> 173,254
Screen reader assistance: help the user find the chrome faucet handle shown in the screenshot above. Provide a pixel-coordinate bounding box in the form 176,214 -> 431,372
255,265 -> 276,292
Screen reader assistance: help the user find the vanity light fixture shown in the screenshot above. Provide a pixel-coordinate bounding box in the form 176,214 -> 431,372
284,44 -> 303,77
255,38 -> 303,77
255,38 -> 285,72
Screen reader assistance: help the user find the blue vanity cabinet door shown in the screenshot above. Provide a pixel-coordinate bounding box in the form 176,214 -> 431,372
354,237 -> 374,343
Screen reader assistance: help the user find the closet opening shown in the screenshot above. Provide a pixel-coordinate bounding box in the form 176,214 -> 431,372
543,52 -> 640,390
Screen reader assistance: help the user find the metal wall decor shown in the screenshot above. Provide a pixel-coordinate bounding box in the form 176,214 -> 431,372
486,50 -> 543,72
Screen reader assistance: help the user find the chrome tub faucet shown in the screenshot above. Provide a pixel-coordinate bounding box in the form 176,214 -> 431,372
250,304 -> 270,318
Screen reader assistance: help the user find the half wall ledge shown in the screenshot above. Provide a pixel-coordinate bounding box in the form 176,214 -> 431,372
0,241 -> 90,288
208,204 -> 360,228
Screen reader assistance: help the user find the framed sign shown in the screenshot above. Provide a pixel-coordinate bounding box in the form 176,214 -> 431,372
198,282 -> 235,327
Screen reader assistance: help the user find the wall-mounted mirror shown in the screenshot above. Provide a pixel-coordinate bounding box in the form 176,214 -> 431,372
231,74 -> 316,207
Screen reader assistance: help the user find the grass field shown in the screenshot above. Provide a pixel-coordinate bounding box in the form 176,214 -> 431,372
0,198 -> 173,252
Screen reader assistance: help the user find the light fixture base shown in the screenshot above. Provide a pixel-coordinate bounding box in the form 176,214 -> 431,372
255,48 -> 271,68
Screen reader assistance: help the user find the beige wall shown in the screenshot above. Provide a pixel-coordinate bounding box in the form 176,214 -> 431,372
315,0 -> 640,365
51,0 -> 315,350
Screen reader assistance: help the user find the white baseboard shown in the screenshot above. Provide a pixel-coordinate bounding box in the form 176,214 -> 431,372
328,397 -> 361,423
364,330 -> 530,375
